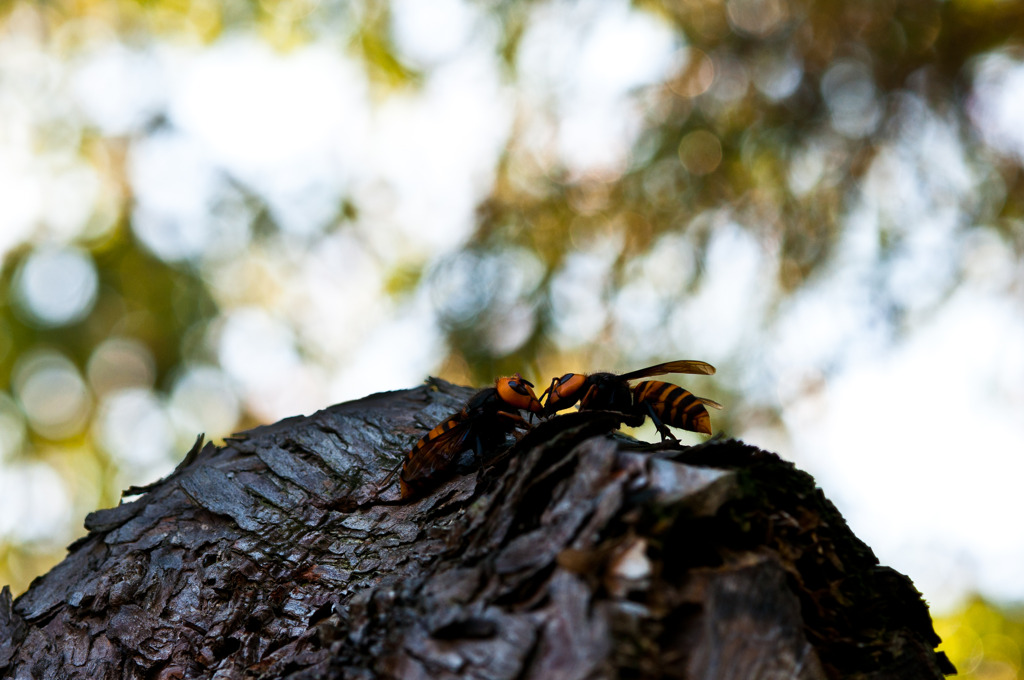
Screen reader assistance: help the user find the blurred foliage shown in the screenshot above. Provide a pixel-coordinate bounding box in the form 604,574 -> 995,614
937,597 -> 1024,680
0,0 -> 1022,651
473,0 -> 1024,375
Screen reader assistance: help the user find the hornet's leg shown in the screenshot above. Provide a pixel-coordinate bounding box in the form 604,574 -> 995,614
495,411 -> 532,428
495,411 -> 533,441
540,377 -> 560,411
578,384 -> 600,410
376,456 -> 405,494
644,402 -> 679,443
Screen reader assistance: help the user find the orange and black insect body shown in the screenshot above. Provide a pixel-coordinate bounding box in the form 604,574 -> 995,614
541,360 -> 721,441
632,380 -> 716,438
391,374 -> 542,500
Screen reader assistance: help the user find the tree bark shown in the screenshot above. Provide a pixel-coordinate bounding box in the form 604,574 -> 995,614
0,379 -> 954,679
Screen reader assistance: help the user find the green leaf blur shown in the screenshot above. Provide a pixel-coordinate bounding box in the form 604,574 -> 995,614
936,597 -> 1024,680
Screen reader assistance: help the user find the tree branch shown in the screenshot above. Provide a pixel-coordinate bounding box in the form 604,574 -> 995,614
0,379 -> 954,679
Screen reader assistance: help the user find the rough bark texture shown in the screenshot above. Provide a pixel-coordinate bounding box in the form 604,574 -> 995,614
0,379 -> 954,679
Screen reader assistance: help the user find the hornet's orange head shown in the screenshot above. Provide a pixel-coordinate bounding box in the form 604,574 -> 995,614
496,373 -> 543,413
540,373 -> 588,415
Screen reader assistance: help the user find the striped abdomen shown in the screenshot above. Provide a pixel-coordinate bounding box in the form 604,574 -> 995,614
632,380 -> 712,434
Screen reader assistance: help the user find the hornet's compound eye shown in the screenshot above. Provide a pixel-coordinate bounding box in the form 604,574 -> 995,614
508,379 -> 528,396
497,374 -> 543,413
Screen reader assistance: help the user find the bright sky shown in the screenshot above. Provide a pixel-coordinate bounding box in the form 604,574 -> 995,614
1,0 -> 1024,612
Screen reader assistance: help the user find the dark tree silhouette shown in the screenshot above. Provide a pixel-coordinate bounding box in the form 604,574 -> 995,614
0,380 -> 954,679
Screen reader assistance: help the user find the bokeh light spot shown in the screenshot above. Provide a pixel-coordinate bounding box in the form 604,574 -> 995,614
217,308 -> 300,388
429,251 -> 502,325
670,47 -> 715,98
96,388 -> 176,477
752,49 -> 803,101
71,42 -> 166,136
709,55 -> 750,102
40,162 -> 100,242
390,0 -> 478,68
0,461 -> 72,543
87,337 -> 157,396
726,0 -> 790,37
0,392 -> 28,463
13,246 -> 99,327
678,130 -> 723,175
484,301 -> 537,356
169,365 -> 240,442
13,351 -> 91,440
821,59 -> 881,138
969,54 -> 1024,163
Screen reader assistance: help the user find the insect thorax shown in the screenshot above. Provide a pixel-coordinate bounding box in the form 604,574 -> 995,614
581,373 -> 634,412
